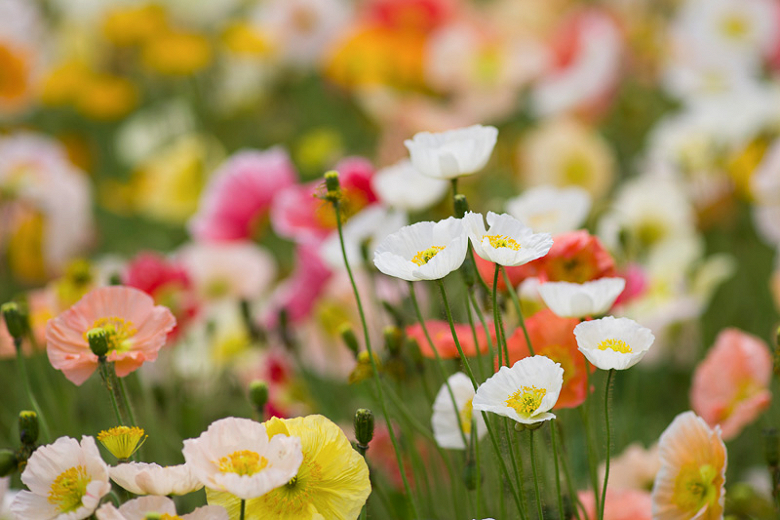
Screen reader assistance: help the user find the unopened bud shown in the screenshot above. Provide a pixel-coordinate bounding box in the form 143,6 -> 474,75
454,194 -> 469,219
1,302 -> 27,340
463,459 -> 480,490
339,324 -> 360,359
323,170 -> 341,203
0,449 -> 17,477
86,328 -> 110,357
248,380 -> 269,411
19,410 -> 39,445
383,326 -> 403,356
354,408 -> 374,448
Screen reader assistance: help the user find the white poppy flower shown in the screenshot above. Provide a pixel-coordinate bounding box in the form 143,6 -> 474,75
472,356 -> 563,425
373,217 -> 468,281
96,495 -> 227,520
404,125 -> 498,179
574,316 -> 655,371
463,211 -> 553,267
182,417 -> 303,500
10,436 -> 111,520
108,462 -> 203,496
539,277 -> 626,318
432,373 -> 487,450
320,205 -> 407,269
371,159 -> 449,211
505,185 -> 592,235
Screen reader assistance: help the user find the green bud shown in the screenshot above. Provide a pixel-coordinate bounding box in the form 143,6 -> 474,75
383,326 -> 403,356
19,410 -> 39,445
513,422 -> 526,432
354,408 -> 375,448
324,170 -> 340,192
525,422 -> 545,431
248,380 -> 269,411
463,459 -> 480,491
1,302 -> 27,340
86,328 -> 110,357
454,194 -> 469,219
144,514 -> 162,520
0,449 -> 17,477
339,324 -> 360,359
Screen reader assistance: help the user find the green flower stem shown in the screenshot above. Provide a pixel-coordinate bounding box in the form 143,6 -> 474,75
600,369 -> 615,520
14,339 -> 51,441
464,288 -> 485,380
529,429 -> 544,520
333,201 -> 420,519
550,420 -> 565,520
579,403 -> 601,519
240,499 -> 246,520
505,419 -> 529,520
114,374 -> 137,428
474,418 -> 483,520
97,358 -> 124,426
557,421 -> 585,520
501,266 -> 534,356
468,290 -> 495,370
491,265 -> 507,367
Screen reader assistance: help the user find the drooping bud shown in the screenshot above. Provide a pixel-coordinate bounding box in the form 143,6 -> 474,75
0,449 -> 18,477
18,410 -> 39,445
454,194 -> 469,219
1,302 -> 27,340
354,408 -> 375,450
339,324 -> 360,359
248,380 -> 269,413
86,327 -> 110,357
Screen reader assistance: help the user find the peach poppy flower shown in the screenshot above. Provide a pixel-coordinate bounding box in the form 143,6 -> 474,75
690,328 -> 773,441
405,320 -> 495,359
651,411 -> 727,520
577,488 -> 652,520
46,286 -> 176,385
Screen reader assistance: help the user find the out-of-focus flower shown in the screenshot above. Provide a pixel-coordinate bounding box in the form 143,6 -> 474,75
208,415 -> 371,519
371,158 -> 449,212
183,417 -> 303,500
406,320 -> 494,360
0,0 -> 44,116
432,372 -> 486,450
505,309 -> 590,409
404,125 -> 498,180
46,286 -> 176,385
320,205 -> 406,270
11,436 -> 111,520
0,476 -> 12,520
464,211 -> 553,267
142,30 -> 213,76
373,217 -> 468,281
599,443 -> 660,492
578,488 -> 652,520
574,316 -> 654,371
690,328 -> 772,441
75,73 -> 138,121
518,117 -> 616,199
651,411 -> 727,520
109,462 -> 202,496
538,230 -> 616,283
473,355 -> 563,425
505,185 -> 592,235
189,147 -> 297,242
96,495 -> 227,520
101,3 -> 168,47
539,277 -> 625,318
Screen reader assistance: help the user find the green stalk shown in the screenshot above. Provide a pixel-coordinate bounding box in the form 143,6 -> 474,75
240,499 -> 246,520
464,289 -> 485,380
558,421 -> 586,520
600,370 -> 615,520
114,374 -> 137,427
529,430 -> 544,520
468,290 -> 495,369
97,358 -> 124,426
505,419 -> 529,520
435,280 -> 478,386
501,267 -> 534,356
491,265 -> 506,367
579,404 -> 601,519
14,339 -> 51,441
550,420 -> 565,519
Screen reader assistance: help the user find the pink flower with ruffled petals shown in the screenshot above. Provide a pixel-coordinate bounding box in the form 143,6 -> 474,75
691,328 -> 773,441
46,286 -> 176,385
189,147 -> 297,241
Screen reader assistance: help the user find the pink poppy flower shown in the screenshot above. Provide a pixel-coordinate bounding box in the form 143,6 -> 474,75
188,147 -> 297,241
690,328 -> 773,441
405,320 -> 495,359
577,488 -> 652,520
46,286 -> 176,385
612,263 -> 648,307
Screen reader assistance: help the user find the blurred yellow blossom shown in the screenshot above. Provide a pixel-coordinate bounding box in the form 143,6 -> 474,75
142,31 -> 213,76
76,74 -> 138,120
727,138 -> 769,202
40,61 -> 93,107
295,128 -> 344,172
0,43 -> 32,113
222,22 -> 273,57
102,3 -> 168,47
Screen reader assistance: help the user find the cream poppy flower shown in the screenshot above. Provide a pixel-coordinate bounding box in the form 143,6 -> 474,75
574,316 -> 654,371
432,372 -> 487,450
373,217 -> 468,282
10,436 -> 111,520
96,496 -> 227,520
109,462 -> 203,496
463,211 -> 553,267
404,125 -> 498,179
472,356 -> 563,425
371,159 -> 449,212
538,277 -> 626,318
505,185 -> 592,235
182,417 -> 303,500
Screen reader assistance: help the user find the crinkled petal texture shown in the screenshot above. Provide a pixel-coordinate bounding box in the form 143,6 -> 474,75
109,462 -> 203,496
207,414 -> 371,520
539,277 -> 626,318
404,125 -> 498,179
464,212 -> 553,267
183,417 -> 303,500
652,412 -> 726,520
690,328 -> 773,441
11,436 -> 111,520
46,286 -> 177,385
373,217 -> 468,281
473,356 -> 563,425
432,372 -> 487,450
574,316 -> 654,371
96,495 -> 228,520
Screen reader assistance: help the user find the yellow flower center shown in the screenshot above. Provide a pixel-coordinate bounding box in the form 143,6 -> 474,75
257,457 -> 322,517
412,246 -> 445,266
218,450 -> 269,476
484,235 -> 521,251
672,463 -> 719,514
720,14 -> 749,40
505,386 -> 546,418
87,317 -> 137,353
597,338 -> 632,354
459,398 -> 474,435
48,466 -> 90,513
160,514 -> 183,520
97,426 -> 147,460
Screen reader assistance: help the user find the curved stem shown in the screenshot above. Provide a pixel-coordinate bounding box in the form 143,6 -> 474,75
492,265 -> 505,367
600,369 -> 615,520
501,267 -> 534,356
529,429 -> 544,520
115,375 -> 137,427
436,280 -> 477,388
550,420 -> 565,520
505,419 -> 528,520
469,290 -> 495,370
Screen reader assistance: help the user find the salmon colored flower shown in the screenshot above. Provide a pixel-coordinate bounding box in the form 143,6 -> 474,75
651,411 -> 727,520
505,309 -> 590,409
690,328 -> 773,441
599,443 -> 660,492
46,286 -> 176,385
577,488 -> 652,520
406,320 -> 495,359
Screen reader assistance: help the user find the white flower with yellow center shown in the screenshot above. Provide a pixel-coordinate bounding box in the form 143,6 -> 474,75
463,211 -> 553,267
432,372 -> 487,450
473,356 -> 563,425
10,436 -> 111,520
373,217 -> 468,282
574,316 -> 655,371
539,277 -> 626,319
182,417 -> 303,500
505,185 -> 592,236
109,462 -> 203,496
371,159 -> 449,212
404,125 -> 498,179
96,495 -> 227,520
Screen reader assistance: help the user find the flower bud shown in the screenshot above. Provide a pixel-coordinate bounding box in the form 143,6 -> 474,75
1,302 -> 27,340
0,449 -> 17,477
463,458 -> 480,490
348,351 -> 380,384
324,170 -> 341,203
383,326 -> 403,356
248,380 -> 269,411
18,410 -> 39,446
354,408 -> 374,449
339,324 -> 360,359
454,194 -> 469,219
86,327 -> 110,357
